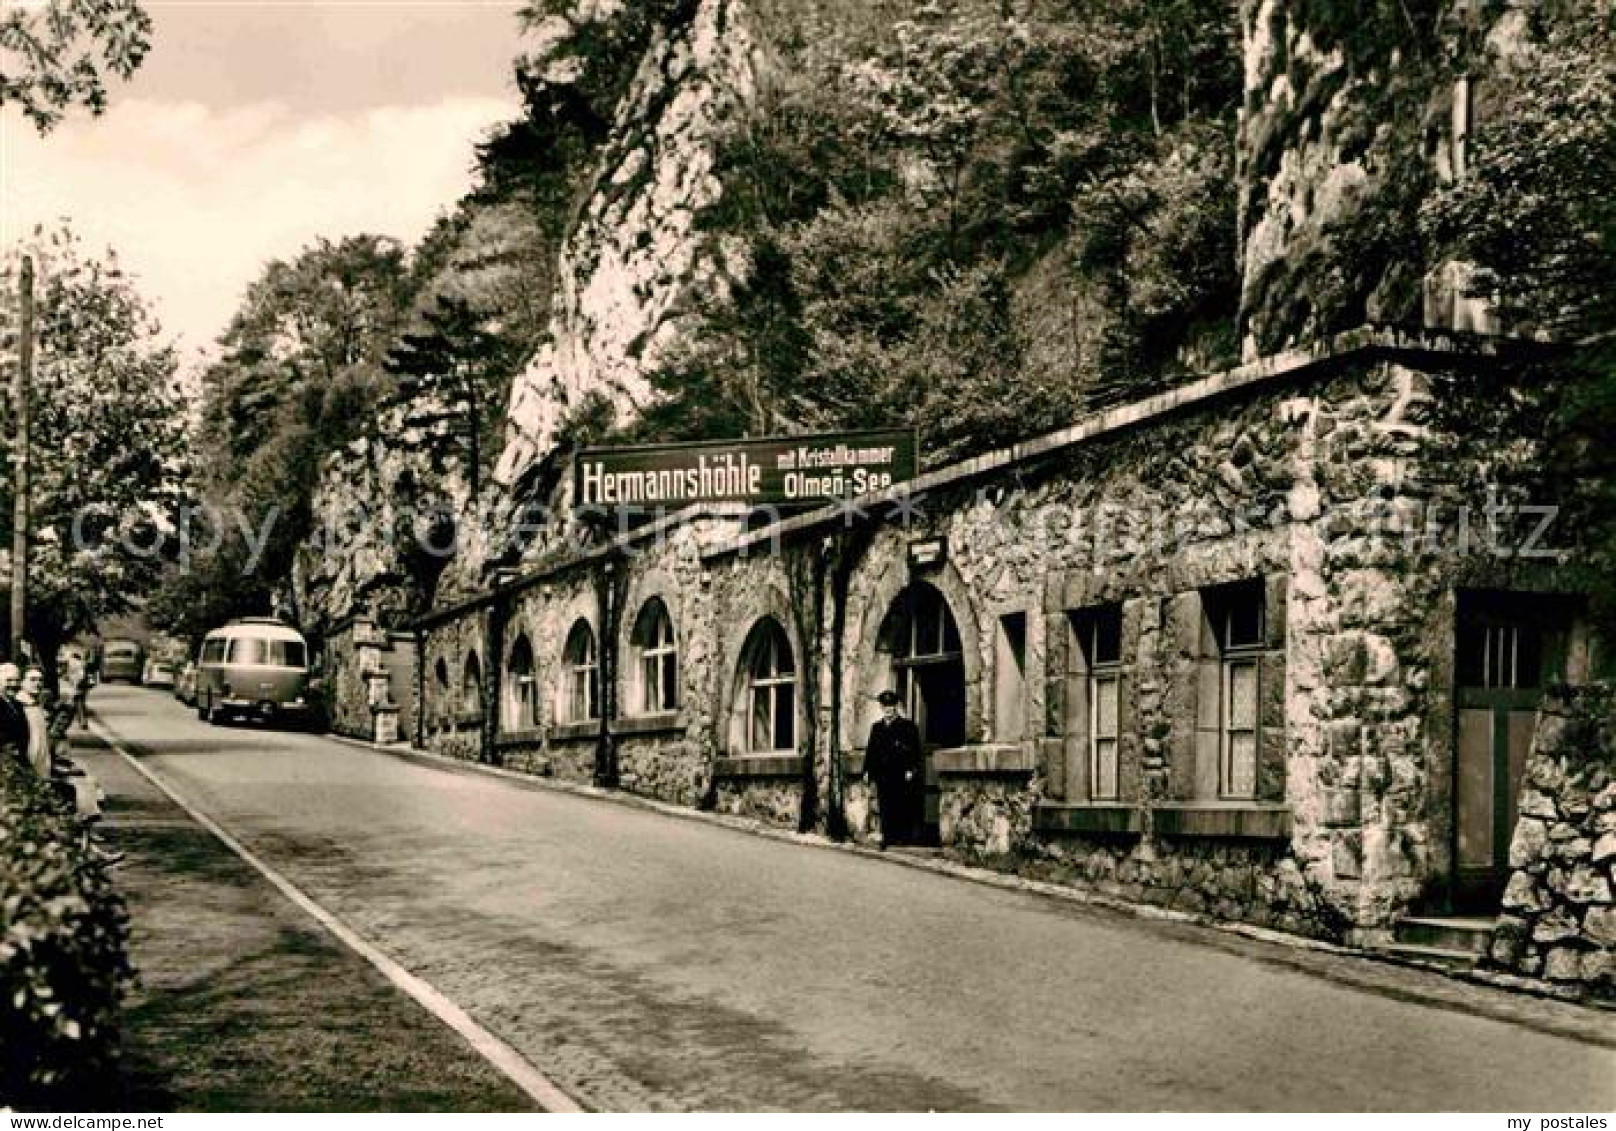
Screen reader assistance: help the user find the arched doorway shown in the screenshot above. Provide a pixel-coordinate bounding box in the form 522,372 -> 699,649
876,581 -> 967,842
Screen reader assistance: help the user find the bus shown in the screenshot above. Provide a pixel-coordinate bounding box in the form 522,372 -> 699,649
195,618 -> 312,727
100,638 -> 146,684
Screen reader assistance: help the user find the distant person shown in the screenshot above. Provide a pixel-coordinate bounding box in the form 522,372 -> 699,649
17,667 -> 53,779
862,689 -> 925,847
0,662 -> 29,770
62,655 -> 89,728
19,665 -> 119,864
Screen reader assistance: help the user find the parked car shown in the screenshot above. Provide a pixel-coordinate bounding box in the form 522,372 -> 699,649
174,661 -> 198,705
100,639 -> 145,684
143,657 -> 177,688
195,618 -> 312,727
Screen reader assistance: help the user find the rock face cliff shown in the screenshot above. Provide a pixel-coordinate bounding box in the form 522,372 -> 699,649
303,0 -> 1556,624
492,0 -> 763,491
1235,0 -> 1533,358
291,398 -> 469,637
430,0 -> 764,596
290,199 -> 548,634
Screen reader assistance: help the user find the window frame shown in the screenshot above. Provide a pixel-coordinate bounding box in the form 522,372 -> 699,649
560,619 -> 600,724
631,598 -> 679,715
1081,606 -> 1123,802
462,652 -> 484,716
1210,588 -> 1265,801
889,583 -> 966,749
743,619 -> 796,753
504,635 -> 538,731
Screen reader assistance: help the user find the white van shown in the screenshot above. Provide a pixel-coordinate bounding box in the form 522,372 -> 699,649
195,618 -> 312,726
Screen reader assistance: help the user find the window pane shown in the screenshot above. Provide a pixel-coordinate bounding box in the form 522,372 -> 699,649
1228,661 -> 1257,728
1514,624 -> 1543,689
1226,733 -> 1257,797
1092,737 -> 1119,800
1093,606 -> 1121,665
1094,674 -> 1119,737
1456,620 -> 1487,687
642,655 -> 659,713
916,599 -> 942,655
1230,603 -> 1262,649
660,653 -> 678,710
774,685 -> 795,750
229,638 -> 266,664
751,687 -> 771,751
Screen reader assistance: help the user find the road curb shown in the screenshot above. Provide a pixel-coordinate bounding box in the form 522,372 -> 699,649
90,719 -> 587,1113
323,732 -> 1616,1047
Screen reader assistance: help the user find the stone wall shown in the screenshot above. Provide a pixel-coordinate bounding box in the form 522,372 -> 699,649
1489,685 -> 1616,999
418,332 -> 1588,941
323,619 -> 419,743
294,396 -> 472,638
422,606 -> 490,763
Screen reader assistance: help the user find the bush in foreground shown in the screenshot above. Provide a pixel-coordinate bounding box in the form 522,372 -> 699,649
0,758 -> 133,1109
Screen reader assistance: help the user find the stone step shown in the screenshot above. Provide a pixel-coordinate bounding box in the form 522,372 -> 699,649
1371,942 -> 1483,970
1393,916 -> 1497,955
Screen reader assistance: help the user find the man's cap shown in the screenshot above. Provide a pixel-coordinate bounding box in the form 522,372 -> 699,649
876,690 -> 901,706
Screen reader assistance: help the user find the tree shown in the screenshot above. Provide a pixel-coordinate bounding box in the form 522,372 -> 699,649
189,235 -> 409,601
1423,6 -> 1616,638
623,0 -> 1242,457
1421,5 -> 1615,340
384,295 -> 523,503
0,224 -> 187,671
0,0 -> 152,134
847,0 -> 1006,247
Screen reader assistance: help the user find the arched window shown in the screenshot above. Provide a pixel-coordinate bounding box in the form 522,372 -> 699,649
739,618 -> 795,752
434,657 -> 451,725
630,597 -> 678,714
503,635 -> 537,731
462,652 -> 483,717
560,619 -> 599,723
880,582 -> 966,748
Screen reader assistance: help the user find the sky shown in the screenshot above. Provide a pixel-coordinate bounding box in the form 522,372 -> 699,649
2,1 -> 526,360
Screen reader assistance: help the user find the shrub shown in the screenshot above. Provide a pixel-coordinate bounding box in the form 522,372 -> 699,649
0,759 -> 133,1109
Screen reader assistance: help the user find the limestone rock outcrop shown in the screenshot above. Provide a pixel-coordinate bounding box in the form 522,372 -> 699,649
492,0 -> 763,491
1235,0 -> 1533,357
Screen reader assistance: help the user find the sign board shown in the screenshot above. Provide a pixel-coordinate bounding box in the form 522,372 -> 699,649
573,428 -> 918,513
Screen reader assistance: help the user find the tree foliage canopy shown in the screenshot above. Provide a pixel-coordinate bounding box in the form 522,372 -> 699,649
1420,4 -> 1616,635
0,223 -> 186,663
0,0 -> 151,133
635,0 -> 1241,464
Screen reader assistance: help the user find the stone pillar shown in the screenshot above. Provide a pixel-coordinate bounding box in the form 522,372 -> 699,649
354,618 -> 397,746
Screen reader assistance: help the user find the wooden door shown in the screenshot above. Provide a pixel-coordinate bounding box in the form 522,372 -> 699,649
1452,595 -> 1568,910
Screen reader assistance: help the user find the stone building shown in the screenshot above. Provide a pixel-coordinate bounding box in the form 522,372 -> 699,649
413,326 -> 1605,946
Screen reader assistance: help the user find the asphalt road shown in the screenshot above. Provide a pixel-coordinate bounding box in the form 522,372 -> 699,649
91,685 -> 1615,1111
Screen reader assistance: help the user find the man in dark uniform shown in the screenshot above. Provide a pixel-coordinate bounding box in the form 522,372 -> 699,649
863,689 -> 924,846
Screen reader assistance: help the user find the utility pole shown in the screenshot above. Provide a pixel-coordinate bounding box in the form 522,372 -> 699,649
10,256 -> 32,662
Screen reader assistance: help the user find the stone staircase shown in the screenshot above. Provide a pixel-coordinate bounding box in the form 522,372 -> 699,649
1372,916 -> 1497,970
